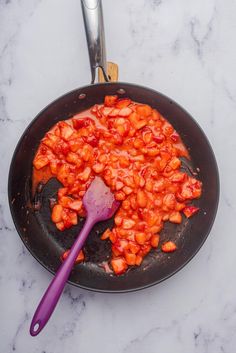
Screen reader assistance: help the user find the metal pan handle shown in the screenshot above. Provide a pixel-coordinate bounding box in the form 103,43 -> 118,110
81,0 -> 108,83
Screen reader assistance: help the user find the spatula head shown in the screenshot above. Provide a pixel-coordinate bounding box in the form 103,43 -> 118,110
83,177 -> 120,222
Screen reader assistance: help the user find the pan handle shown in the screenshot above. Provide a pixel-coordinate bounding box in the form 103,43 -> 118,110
81,0 -> 108,83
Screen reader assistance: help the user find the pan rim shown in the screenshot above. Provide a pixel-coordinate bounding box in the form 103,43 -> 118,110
8,81 -> 220,293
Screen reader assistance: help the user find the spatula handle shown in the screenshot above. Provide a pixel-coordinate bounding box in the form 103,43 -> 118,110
30,217 -> 95,336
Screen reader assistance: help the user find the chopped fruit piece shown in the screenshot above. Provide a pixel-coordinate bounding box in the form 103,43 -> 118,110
168,157 -> 181,170
101,228 -> 112,240
72,117 -> 94,129
124,251 -> 136,265
51,204 -> 63,223
135,232 -> 146,245
119,107 -> 132,116
151,234 -> 160,248
169,211 -> 182,224
60,123 -> 74,140
58,188 -> 68,198
69,200 -> 82,212
92,163 -> 105,173
161,241 -> 177,253
33,155 -> 49,170
111,257 -> 128,275
137,190 -> 148,208
123,186 -> 133,195
56,222 -> 65,231
115,215 -> 123,226
153,134 -> 164,143
78,166 -> 91,181
115,191 -> 126,201
170,131 -> 180,142
163,193 -> 176,210
136,104 -> 152,117
86,134 -> 99,147
116,98 -> 131,109
135,255 -> 143,266
104,95 -> 118,107
123,219 -> 135,229
129,241 -> 140,254
61,249 -> 84,263
183,206 -> 199,218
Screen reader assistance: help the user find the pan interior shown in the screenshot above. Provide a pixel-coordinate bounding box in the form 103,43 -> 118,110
8,82 -> 219,292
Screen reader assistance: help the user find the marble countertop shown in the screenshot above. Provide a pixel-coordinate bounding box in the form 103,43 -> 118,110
1,0 -> 235,352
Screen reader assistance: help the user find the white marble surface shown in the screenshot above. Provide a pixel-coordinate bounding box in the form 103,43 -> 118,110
0,0 -> 236,352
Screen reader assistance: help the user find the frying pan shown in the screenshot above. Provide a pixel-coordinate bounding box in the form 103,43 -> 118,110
8,0 -> 219,292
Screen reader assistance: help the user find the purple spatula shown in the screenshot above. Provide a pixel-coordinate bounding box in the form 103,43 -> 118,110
30,177 -> 119,336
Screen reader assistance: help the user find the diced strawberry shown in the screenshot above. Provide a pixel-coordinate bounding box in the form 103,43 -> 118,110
163,193 -> 176,210
175,202 -> 186,211
111,257 -> 128,275
135,232 -> 146,245
108,108 -> 120,117
153,134 -> 165,143
78,166 -> 91,181
163,123 -> 174,136
80,144 -> 92,162
114,239 -> 129,253
168,157 -> 181,170
69,200 -> 82,212
136,104 -> 152,117
150,234 -> 160,248
124,251 -> 136,265
102,107 -> 114,116
183,206 -> 199,218
68,139 -> 82,152
133,138 -> 144,149
85,134 -> 99,147
116,98 -> 131,109
33,155 -> 49,170
170,172 -> 186,183
59,123 -> 74,140
122,219 -> 135,229
50,160 -> 58,174
169,211 -> 182,224
114,215 -> 123,226
135,254 -> 143,266
139,244 -> 151,256
61,249 -> 84,263
118,107 -> 132,117
56,221 -> 65,231
92,163 -> 105,173
123,186 -> 133,195
51,204 -> 63,223
136,190 -> 148,208
118,120 -> 131,137
161,241 -> 177,253
58,187 -> 68,198
101,228 -> 112,240
65,210 -> 78,226
72,117 -> 94,129
109,230 -> 117,244
66,152 -> 79,164
115,191 -> 126,201
170,131 -> 180,142
59,196 -> 73,208
104,95 -> 118,107
129,241 -> 140,254
110,129 -> 123,145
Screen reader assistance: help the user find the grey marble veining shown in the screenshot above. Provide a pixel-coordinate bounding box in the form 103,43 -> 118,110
1,0 -> 236,352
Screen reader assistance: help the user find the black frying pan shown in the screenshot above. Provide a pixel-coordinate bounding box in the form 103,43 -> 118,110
8,0 -> 219,293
